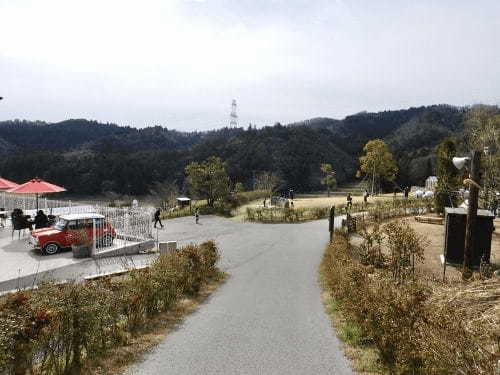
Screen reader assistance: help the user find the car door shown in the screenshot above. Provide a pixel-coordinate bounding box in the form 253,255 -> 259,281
82,219 -> 94,241
63,220 -> 79,246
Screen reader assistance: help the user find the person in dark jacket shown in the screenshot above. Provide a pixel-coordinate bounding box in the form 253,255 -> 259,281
491,194 -> 499,217
154,208 -> 163,229
34,210 -> 49,229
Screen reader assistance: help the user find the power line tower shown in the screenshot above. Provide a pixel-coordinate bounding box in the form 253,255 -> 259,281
229,99 -> 238,128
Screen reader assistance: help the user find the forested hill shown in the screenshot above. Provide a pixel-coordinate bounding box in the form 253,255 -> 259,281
0,104 -> 476,195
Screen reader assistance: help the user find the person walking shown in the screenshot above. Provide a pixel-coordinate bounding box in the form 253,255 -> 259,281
153,208 -> 163,229
0,208 -> 6,228
346,193 -> 353,210
404,186 -> 410,199
363,190 -> 369,206
195,208 -> 200,224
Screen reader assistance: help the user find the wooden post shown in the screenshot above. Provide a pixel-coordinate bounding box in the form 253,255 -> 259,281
329,205 -> 335,242
463,151 -> 481,279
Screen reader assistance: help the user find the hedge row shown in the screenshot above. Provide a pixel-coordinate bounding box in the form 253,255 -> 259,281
321,235 -> 495,374
245,197 -> 433,223
0,241 -> 220,375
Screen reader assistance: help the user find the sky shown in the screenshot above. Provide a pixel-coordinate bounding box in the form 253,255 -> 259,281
0,0 -> 499,131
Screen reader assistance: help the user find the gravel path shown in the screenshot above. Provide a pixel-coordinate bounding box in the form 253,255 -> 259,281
127,216 -> 353,375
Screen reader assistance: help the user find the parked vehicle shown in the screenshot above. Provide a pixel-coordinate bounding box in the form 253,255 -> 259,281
29,213 -> 116,255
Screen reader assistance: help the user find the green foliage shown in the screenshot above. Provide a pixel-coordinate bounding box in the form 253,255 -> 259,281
465,107 -> 500,207
185,156 -> 230,207
434,139 -> 460,214
383,220 -> 428,282
234,182 -> 245,193
359,139 -> 398,190
0,105 -> 478,195
320,163 -> 336,196
0,241 -> 220,375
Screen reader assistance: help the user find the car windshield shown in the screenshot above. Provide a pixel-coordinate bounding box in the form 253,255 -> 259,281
54,218 -> 67,231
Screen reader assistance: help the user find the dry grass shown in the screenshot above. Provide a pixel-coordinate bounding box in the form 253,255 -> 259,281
292,194 -> 393,210
321,219 -> 500,374
430,277 -> 500,338
233,194 -> 394,221
82,272 -> 228,375
351,217 -> 500,280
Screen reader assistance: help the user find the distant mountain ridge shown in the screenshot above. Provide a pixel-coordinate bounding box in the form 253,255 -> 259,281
0,104 -> 488,195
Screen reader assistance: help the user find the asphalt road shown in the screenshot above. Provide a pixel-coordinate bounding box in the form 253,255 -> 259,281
127,216 -> 353,375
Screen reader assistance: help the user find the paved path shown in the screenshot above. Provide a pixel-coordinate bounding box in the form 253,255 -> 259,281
127,216 -> 352,375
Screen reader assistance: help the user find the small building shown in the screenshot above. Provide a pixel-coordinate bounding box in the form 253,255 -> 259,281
176,197 -> 191,208
425,176 -> 438,191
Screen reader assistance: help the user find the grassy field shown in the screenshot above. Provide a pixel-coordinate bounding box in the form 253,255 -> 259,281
233,193 -> 395,222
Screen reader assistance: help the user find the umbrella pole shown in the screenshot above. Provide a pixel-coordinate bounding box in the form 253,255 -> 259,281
36,194 -> 38,211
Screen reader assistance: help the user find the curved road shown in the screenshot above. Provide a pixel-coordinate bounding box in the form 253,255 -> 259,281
127,216 -> 352,375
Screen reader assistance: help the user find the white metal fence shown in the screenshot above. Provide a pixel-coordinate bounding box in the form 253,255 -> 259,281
1,192 -> 154,255
92,205 -> 155,255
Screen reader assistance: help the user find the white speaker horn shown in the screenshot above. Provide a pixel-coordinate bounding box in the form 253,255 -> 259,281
452,157 -> 470,170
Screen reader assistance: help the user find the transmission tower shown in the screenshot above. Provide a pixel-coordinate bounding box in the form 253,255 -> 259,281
229,99 -> 238,128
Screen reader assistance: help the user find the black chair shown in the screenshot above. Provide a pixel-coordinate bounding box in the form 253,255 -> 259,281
11,210 -> 32,239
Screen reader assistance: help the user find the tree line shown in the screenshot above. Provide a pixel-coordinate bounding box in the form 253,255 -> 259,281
0,105 -> 491,197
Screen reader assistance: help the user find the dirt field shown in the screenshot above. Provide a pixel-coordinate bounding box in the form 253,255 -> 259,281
414,217 -> 500,280
352,217 -> 500,281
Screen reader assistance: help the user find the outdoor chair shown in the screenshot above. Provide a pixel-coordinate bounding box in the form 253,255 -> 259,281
11,212 -> 32,239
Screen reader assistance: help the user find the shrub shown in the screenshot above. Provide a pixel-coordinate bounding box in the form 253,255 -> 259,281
383,220 -> 428,282
321,236 -> 495,374
0,241 -> 220,375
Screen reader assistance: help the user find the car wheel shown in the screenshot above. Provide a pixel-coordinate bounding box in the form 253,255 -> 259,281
43,242 -> 60,255
100,233 -> 114,247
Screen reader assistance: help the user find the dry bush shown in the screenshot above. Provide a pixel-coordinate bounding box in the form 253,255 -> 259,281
358,223 -> 384,267
321,236 -> 496,374
383,220 -> 429,283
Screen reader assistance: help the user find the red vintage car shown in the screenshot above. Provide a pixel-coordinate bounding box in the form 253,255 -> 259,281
30,213 -> 116,255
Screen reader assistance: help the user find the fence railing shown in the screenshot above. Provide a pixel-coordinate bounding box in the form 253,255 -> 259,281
0,192 -> 154,255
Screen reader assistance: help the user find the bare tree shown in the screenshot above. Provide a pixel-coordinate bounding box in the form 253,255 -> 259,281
255,172 -> 283,200
149,180 -> 179,209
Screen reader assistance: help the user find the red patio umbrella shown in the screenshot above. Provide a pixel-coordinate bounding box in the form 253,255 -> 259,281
0,177 -> 19,190
7,178 -> 66,210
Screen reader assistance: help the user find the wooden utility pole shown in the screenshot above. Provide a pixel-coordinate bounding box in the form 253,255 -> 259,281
463,151 -> 481,279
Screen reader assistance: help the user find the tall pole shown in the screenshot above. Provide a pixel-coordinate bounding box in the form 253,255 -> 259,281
463,150 -> 481,279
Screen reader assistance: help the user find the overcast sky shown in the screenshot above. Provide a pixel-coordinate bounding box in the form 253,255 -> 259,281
1,0 -> 499,130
